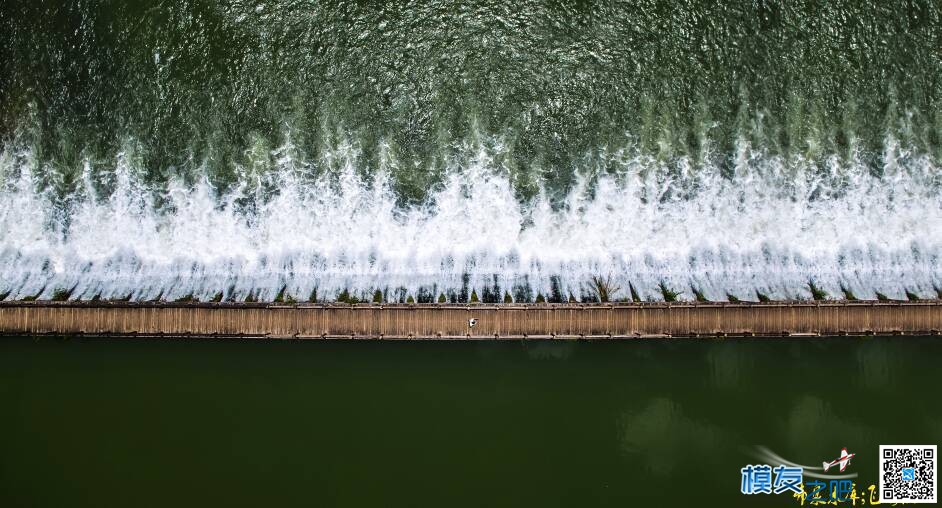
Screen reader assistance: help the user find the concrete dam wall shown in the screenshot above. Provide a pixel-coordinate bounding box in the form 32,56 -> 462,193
1,301 -> 941,339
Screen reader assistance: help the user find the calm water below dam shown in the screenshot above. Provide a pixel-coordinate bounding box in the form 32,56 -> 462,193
1,336 -> 940,507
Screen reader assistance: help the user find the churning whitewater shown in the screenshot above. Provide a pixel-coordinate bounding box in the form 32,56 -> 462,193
2,1 -> 941,303
1,135 -> 939,303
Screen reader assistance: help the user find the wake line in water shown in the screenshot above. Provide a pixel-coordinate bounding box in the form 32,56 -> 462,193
1,137 -> 941,303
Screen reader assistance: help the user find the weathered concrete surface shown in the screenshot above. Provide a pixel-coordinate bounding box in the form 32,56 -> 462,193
1,301 -> 941,339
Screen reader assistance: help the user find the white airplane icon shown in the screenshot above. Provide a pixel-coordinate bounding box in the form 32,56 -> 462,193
823,448 -> 856,472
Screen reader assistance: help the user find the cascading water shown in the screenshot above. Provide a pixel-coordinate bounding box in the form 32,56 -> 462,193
1,1 -> 940,302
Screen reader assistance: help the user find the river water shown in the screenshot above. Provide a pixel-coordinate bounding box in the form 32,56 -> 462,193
1,336 -> 940,507
2,1 -> 941,303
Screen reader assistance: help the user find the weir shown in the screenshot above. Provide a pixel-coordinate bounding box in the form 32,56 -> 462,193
1,301 -> 940,339
4,2 -> 942,319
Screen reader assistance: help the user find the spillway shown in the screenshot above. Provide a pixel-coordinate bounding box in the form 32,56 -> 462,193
2,1 -> 941,304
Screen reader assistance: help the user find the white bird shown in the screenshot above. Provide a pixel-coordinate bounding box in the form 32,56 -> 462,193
468,318 -> 477,328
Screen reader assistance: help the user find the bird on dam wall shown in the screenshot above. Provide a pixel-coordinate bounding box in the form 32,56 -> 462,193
469,318 -> 477,329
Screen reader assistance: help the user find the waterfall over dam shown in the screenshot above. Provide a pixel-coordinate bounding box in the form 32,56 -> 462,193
1,1 -> 940,304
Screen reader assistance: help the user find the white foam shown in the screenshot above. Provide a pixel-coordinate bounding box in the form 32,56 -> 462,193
1,136 -> 939,302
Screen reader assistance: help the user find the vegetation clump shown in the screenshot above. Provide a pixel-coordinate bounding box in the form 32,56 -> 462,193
692,287 -> 708,302
629,283 -> 641,302
481,284 -> 501,303
393,287 -> 408,303
415,288 -> 434,303
548,276 -> 564,303
535,293 -> 546,303
336,289 -> 361,304
458,274 -> 471,303
274,286 -> 296,303
590,274 -> 621,302
373,290 -> 384,303
512,284 -> 532,303
18,286 -> 46,301
659,282 -> 679,302
469,289 -> 479,303
840,286 -> 857,301
808,281 -> 828,300
52,287 -> 73,301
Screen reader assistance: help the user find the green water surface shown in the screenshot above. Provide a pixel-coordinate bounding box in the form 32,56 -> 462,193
1,337 -> 939,507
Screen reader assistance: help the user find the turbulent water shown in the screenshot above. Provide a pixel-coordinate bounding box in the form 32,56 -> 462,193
1,1 -> 941,302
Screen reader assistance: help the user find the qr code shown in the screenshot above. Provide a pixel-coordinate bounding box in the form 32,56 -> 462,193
880,445 -> 937,503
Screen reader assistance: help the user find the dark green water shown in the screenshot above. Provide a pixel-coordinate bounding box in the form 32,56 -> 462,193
1,337 -> 939,507
3,0 -> 941,197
